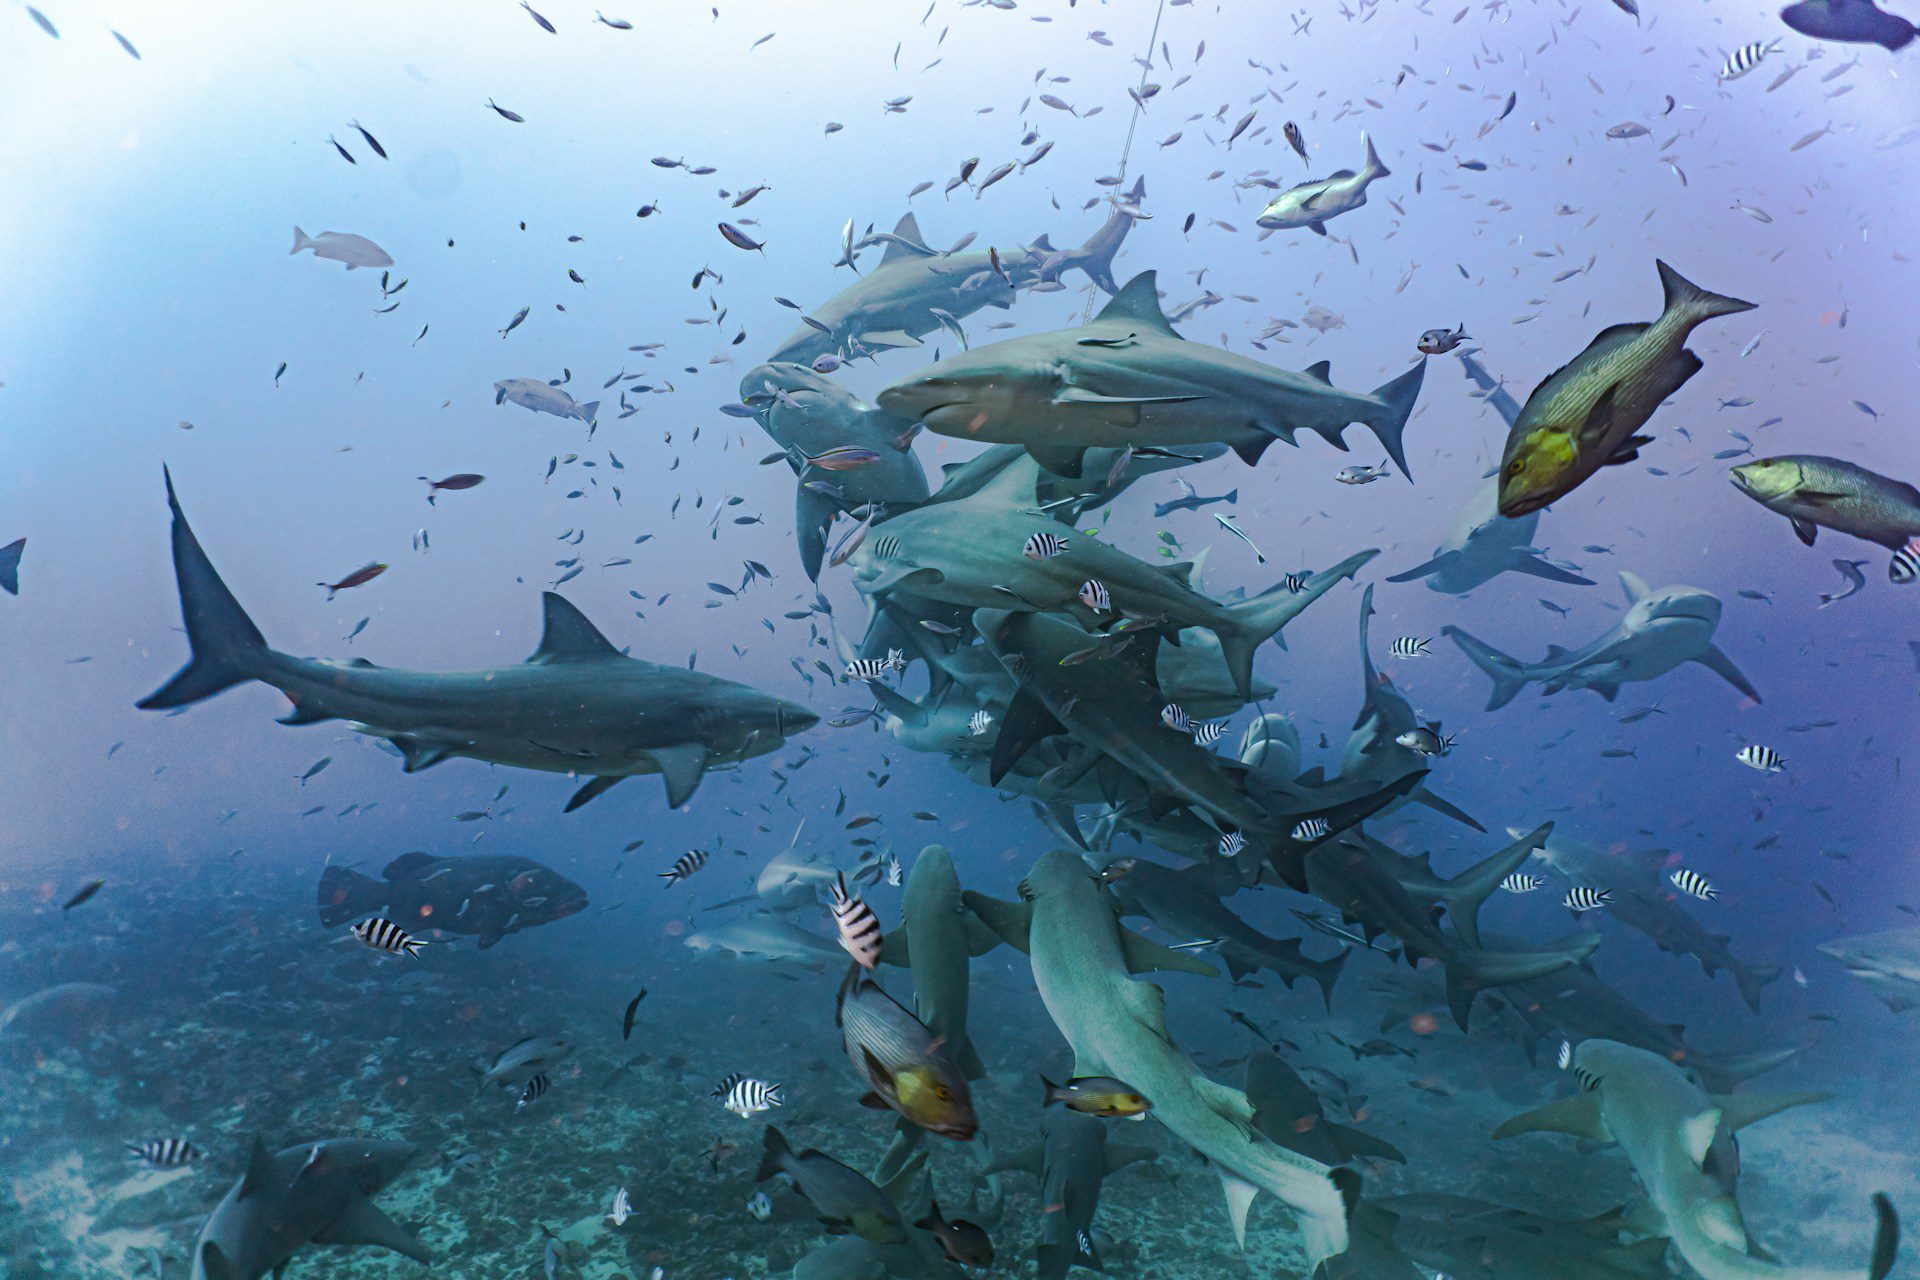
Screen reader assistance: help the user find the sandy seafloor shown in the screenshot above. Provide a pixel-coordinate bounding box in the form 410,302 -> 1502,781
4,856 -> 1914,1280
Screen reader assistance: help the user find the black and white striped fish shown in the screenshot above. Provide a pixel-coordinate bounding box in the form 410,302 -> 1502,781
1191,721 -> 1225,747
1160,703 -> 1192,732
1669,868 -> 1719,901
127,1138 -> 202,1167
1500,873 -> 1545,894
516,1074 -> 550,1108
1283,573 -> 1309,593
1736,744 -> 1785,773
1023,532 -> 1069,560
845,655 -> 899,681
1890,538 -> 1919,584
830,872 -> 884,969
1563,886 -> 1613,913
1718,39 -> 1779,81
661,849 -> 709,884
1388,636 -> 1431,658
1078,579 -> 1111,612
608,1186 -> 632,1226
1556,1040 -> 1573,1071
1219,832 -> 1246,859
883,853 -> 903,887
713,1072 -> 782,1118
1292,817 -> 1329,841
350,916 -> 425,957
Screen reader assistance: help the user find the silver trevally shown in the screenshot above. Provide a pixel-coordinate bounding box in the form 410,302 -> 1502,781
1386,354 -> 1594,593
876,271 -> 1426,479
138,472 -> 815,810
1445,571 -> 1758,709
290,226 -> 393,270
1255,134 -> 1390,235
494,377 -> 599,425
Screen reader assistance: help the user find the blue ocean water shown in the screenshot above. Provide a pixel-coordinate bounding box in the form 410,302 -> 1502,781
3,2 -> 1917,1279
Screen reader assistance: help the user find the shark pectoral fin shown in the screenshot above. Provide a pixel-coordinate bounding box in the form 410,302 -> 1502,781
199,1242 -> 236,1280
1695,645 -> 1761,702
959,890 -> 1033,953
990,687 -> 1066,786
1492,1092 -> 1612,1143
1307,221 -> 1328,236
391,735 -> 458,773
1216,1167 -> 1261,1250
859,329 -> 922,350
277,702 -> 335,726
648,743 -> 710,808
1383,551 -> 1457,583
962,912 -> 1003,957
869,563 -> 942,595
529,593 -> 623,663
313,1197 -> 432,1262
1588,680 -> 1622,702
1790,516 -> 1819,546
1505,552 -> 1594,585
1025,444 -> 1088,479
1682,1108 -> 1723,1166
1119,927 -> 1220,978
795,486 -> 838,582
238,1135 -> 274,1199
1325,1121 -> 1407,1165
564,775 -> 625,812
1711,1090 -> 1831,1133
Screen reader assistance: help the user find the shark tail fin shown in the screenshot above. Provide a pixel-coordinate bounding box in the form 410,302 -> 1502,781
1442,624 -> 1529,710
1656,259 -> 1757,327
138,468 -> 270,710
1067,196 -> 1138,296
1361,133 -> 1389,179
1307,945 -> 1349,1011
1216,550 -> 1378,699
1733,961 -> 1783,1014
1363,361 -> 1426,480
1436,823 -> 1552,949
316,866 -> 387,928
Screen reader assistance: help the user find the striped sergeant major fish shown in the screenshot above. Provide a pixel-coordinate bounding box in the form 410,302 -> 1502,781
661,849 -> 709,884
831,872 -> 884,969
1077,579 -> 1111,612
1564,886 -> 1613,912
1160,702 -> 1192,732
1292,818 -> 1329,841
1388,636 -> 1432,657
1736,744 -> 1785,773
968,709 -> 993,737
1669,868 -> 1719,901
1023,532 -> 1069,561
1718,39 -> 1781,81
350,916 -> 425,957
1500,873 -> 1545,894
1191,721 -> 1226,747
516,1074 -> 550,1108
714,1072 -> 782,1118
127,1138 -> 203,1167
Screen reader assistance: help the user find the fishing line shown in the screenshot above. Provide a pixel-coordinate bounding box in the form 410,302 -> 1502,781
1081,0 -> 1170,321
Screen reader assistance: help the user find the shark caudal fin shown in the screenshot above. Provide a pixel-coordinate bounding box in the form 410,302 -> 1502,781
1732,958 -> 1784,1014
1441,624 -> 1530,710
1364,361 -> 1426,480
137,469 -> 270,710
1655,259 -> 1757,329
1360,133 -> 1390,179
1216,550 -> 1377,699
1063,183 -> 1142,295
316,866 -> 389,928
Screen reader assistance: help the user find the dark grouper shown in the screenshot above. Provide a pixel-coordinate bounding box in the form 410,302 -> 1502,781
137,471 -> 817,810
318,853 -> 588,949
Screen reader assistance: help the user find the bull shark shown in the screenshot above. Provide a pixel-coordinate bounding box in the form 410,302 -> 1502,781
984,1109 -> 1157,1280
875,271 -> 1428,480
846,454 -> 1372,700
767,194 -> 1141,367
1386,354 -> 1593,593
1445,571 -> 1759,709
137,471 -> 816,811
1819,926 -> 1920,1012
738,362 -> 930,579
1255,133 -> 1390,235
683,912 -> 844,967
1107,860 -> 1349,1007
963,850 -> 1362,1272
1331,1192 -> 1676,1280
1496,1040 -> 1899,1280
191,1136 -> 427,1280
1524,828 -> 1782,1012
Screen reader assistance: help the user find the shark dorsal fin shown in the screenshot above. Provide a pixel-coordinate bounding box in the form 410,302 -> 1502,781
1302,360 -> 1333,383
1094,271 -> 1179,337
1030,233 -> 1056,251
1619,571 -> 1651,606
530,594 -> 622,663
880,213 -> 935,264
238,1136 -> 275,1200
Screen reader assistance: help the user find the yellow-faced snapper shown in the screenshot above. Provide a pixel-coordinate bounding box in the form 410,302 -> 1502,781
1041,1075 -> 1152,1118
